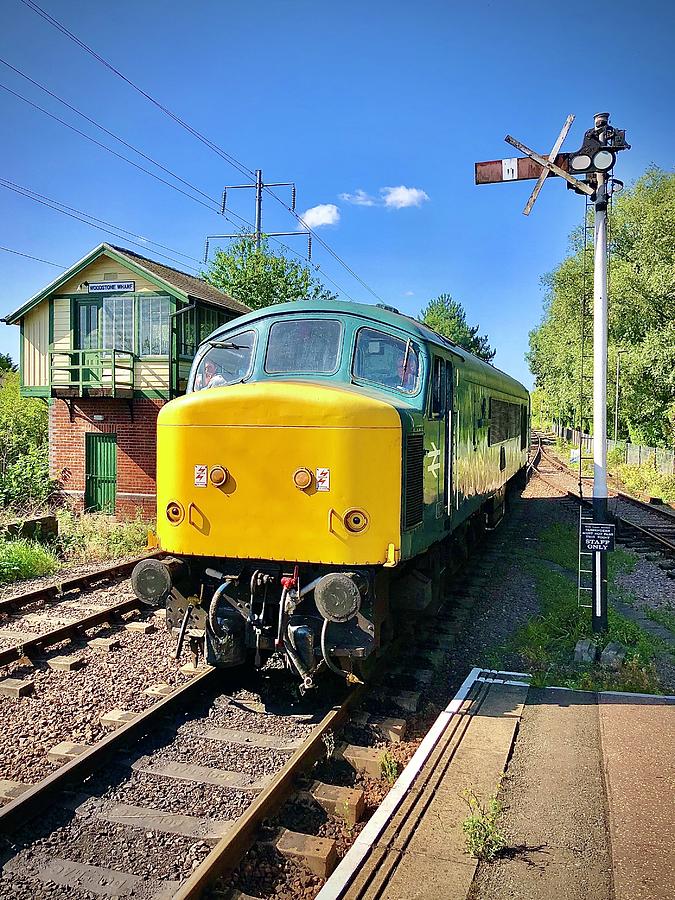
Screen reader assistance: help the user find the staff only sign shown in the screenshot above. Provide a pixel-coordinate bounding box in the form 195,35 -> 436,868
581,522 -> 616,553
88,281 -> 135,293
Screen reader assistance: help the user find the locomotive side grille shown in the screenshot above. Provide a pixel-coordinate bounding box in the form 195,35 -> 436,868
404,431 -> 425,529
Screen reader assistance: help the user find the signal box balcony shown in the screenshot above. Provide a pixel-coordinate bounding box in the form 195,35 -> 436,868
49,349 -> 135,399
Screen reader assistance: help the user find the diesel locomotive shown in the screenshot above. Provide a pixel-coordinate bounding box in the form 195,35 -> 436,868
132,300 -> 529,687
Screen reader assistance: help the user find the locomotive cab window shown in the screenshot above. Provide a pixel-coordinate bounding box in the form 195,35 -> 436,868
265,318 -> 341,374
191,330 -> 255,391
352,327 -> 420,394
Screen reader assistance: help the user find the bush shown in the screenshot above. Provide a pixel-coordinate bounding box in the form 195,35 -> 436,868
56,509 -> 151,563
0,372 -> 57,510
615,463 -> 675,502
0,538 -> 59,584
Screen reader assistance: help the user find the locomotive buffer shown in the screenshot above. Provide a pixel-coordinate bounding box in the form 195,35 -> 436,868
475,113 -> 630,632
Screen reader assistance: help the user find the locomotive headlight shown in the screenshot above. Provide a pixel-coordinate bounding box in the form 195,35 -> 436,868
344,508 -> 369,533
166,501 -> 184,524
293,467 -> 313,490
209,466 -> 229,486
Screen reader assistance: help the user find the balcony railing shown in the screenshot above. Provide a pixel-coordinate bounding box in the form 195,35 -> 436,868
49,349 -> 135,398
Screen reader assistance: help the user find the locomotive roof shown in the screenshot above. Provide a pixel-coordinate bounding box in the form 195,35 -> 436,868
210,298 -> 528,399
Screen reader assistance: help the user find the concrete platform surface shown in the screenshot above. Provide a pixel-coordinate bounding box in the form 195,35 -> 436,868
599,692 -> 675,900
320,675 -> 675,900
323,673 -> 529,900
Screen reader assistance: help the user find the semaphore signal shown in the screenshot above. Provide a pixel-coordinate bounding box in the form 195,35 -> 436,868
475,112 -> 630,634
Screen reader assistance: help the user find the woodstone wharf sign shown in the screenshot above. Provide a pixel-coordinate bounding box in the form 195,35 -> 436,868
88,281 -> 135,293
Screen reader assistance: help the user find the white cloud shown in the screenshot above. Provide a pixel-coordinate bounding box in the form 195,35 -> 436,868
403,290 -> 415,297
298,203 -> 341,230
339,189 -> 376,207
380,185 -> 430,209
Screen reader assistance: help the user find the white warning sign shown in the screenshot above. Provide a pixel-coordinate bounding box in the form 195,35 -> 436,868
194,464 -> 208,487
315,467 -> 330,492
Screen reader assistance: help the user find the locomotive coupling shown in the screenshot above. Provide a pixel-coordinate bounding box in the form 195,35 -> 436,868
131,557 -> 185,606
314,571 -> 368,623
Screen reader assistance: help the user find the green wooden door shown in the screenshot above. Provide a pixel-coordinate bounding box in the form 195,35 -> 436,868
84,433 -> 117,513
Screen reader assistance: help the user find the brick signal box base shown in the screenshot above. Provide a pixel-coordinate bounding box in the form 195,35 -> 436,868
49,398 -> 162,519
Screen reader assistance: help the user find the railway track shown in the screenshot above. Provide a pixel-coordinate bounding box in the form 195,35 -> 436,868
0,506 -> 523,899
0,553 -> 162,668
0,662 -> 361,899
530,432 -> 675,562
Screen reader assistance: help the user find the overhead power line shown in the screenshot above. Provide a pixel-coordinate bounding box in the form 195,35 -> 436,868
266,187 -> 385,302
17,0 -> 383,303
0,55 -> 221,210
17,0 -> 255,180
0,245 -> 64,267
0,81 -> 222,216
0,178 -> 203,270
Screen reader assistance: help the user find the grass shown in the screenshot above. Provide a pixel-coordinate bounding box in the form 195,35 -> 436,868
0,538 -> 59,585
0,508 -> 152,587
493,523 -> 663,693
462,791 -> 506,861
646,607 -> 675,638
55,509 -> 151,564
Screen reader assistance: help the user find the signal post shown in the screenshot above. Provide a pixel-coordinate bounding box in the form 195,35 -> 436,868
475,113 -> 630,633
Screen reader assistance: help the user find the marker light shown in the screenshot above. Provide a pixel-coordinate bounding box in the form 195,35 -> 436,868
209,466 -> 229,486
344,508 -> 369,533
166,501 -> 184,524
293,467 -> 313,490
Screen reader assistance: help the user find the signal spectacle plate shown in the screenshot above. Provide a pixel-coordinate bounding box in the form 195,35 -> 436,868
131,558 -> 172,605
314,572 -> 361,623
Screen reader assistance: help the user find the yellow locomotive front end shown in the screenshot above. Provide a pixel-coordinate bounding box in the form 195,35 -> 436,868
155,381 -> 402,566
133,373 -> 404,688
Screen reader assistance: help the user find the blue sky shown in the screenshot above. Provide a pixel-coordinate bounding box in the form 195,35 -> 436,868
1,0 -> 673,388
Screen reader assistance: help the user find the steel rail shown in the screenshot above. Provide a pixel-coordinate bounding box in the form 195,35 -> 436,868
526,434 -> 542,477
0,551 -> 162,615
616,492 -> 675,524
569,491 -> 675,555
0,596 -> 143,667
613,514 -> 675,554
174,683 -> 366,900
0,666 -> 217,833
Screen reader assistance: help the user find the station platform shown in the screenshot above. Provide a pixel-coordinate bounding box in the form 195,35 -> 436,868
317,669 -> 675,900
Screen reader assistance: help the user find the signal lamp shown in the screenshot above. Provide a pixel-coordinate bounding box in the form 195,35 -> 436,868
569,148 -> 616,174
570,153 -> 591,172
166,501 -> 184,524
344,508 -> 368,533
593,149 -> 615,171
293,467 -> 313,490
209,466 -> 229,486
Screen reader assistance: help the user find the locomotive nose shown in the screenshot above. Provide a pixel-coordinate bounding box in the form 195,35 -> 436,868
155,381 -> 402,566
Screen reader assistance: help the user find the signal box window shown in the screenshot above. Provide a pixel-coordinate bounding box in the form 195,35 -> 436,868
191,330 -> 255,391
139,296 -> 170,356
353,327 -> 420,394
265,319 -> 341,374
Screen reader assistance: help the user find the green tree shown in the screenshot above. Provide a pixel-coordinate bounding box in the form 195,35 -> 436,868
202,235 -> 337,310
420,293 -> 496,361
528,167 -> 675,446
0,372 -> 54,510
0,353 -> 16,373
